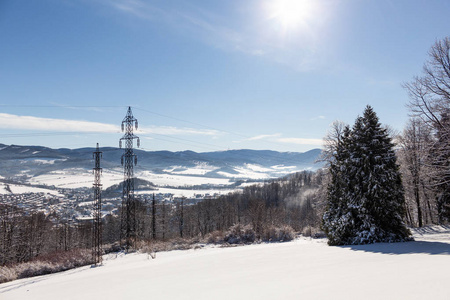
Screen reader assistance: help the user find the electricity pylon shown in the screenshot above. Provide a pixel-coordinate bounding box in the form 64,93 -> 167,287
92,143 -> 102,265
119,106 -> 140,251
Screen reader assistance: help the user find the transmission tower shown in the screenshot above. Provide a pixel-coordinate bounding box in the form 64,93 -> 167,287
119,106 -> 140,251
92,143 -> 103,265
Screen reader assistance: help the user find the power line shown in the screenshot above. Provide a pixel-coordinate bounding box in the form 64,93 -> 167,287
132,106 -> 250,139
131,106 -> 315,151
0,132 -> 111,138
0,105 -> 126,108
0,103 -> 321,156
139,132 -> 227,151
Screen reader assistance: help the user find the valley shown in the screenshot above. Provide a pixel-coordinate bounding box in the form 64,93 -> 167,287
0,144 -> 323,221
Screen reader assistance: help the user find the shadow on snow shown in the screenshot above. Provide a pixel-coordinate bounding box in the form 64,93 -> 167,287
342,240 -> 450,255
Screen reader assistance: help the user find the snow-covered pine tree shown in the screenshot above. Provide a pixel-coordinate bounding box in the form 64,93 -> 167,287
323,106 -> 412,245
322,126 -> 355,245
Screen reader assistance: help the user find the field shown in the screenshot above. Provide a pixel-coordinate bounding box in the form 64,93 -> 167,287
1,226 -> 449,300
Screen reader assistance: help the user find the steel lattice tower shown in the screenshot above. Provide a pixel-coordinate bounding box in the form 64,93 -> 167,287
120,106 -> 140,250
92,143 -> 103,265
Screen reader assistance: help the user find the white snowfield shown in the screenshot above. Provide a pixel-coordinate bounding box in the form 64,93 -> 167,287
1,226 -> 449,300
0,182 -> 63,196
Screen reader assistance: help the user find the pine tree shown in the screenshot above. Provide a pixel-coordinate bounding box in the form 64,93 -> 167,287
322,126 -> 355,245
323,106 -> 412,245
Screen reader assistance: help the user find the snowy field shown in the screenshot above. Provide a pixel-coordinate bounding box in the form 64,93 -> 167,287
1,226 -> 449,300
0,182 -> 62,196
29,169 -> 124,189
138,170 -> 232,187
136,187 -> 238,198
26,163 -> 293,191
28,169 -> 234,190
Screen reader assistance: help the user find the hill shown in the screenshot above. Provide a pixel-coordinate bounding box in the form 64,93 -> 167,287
0,144 -> 323,189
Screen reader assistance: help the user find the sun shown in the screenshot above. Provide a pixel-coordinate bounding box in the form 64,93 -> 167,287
269,0 -> 315,30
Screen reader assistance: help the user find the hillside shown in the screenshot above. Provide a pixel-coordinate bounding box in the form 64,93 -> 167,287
0,144 -> 323,189
1,226 -> 449,300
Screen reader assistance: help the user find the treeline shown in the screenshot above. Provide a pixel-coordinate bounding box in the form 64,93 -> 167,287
320,37 -> 450,232
0,205 -> 93,267
398,37 -> 450,227
103,170 -> 326,244
0,170 -> 326,268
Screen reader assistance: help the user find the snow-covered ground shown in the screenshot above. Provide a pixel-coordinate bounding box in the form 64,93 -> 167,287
26,163 -> 297,191
1,226 -> 449,300
136,187 -> 237,198
0,182 -> 63,196
138,170 -> 232,187
29,169 -> 234,190
29,169 -> 124,189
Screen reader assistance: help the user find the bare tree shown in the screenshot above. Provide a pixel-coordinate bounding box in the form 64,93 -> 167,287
404,37 -> 450,127
321,120 -> 349,163
404,37 -> 450,223
398,118 -> 435,226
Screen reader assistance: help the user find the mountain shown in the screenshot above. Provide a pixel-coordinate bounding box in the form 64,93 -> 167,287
0,144 -> 323,188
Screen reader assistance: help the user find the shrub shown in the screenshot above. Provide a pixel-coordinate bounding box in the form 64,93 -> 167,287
275,225 -> 296,242
263,225 -> 296,242
224,224 -> 256,244
0,267 -> 17,284
302,226 -> 312,237
16,261 -> 54,279
206,231 -> 225,244
0,249 -> 94,284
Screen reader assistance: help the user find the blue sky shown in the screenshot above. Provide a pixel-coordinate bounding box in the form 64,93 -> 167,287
0,0 -> 449,152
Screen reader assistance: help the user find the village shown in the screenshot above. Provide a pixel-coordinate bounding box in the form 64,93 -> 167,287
0,187 -> 221,222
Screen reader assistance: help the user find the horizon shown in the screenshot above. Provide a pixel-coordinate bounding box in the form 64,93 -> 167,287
1,1 -> 449,152
0,142 -> 322,154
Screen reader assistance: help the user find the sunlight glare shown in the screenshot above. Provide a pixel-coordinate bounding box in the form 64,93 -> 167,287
270,0 -> 316,30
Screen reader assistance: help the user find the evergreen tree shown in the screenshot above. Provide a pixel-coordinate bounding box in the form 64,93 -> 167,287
322,126 -> 354,245
323,106 -> 411,245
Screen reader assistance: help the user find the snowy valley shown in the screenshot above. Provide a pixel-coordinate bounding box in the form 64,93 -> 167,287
0,144 -> 322,219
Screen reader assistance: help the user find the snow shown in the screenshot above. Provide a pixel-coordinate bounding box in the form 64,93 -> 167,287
23,158 -> 62,165
138,170 -> 232,187
217,164 -> 300,180
29,169 -> 123,189
136,187 -> 238,198
163,163 -> 219,176
217,169 -> 271,180
233,165 -> 272,179
0,182 -> 62,196
271,164 -> 297,170
1,226 -> 449,300
22,163 -> 301,192
244,163 -> 273,173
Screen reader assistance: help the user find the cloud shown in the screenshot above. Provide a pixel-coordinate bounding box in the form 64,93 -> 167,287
276,137 -> 323,145
105,0 -> 163,20
0,113 -> 119,133
139,126 -> 220,136
310,115 -> 326,121
0,113 -> 220,138
247,133 -> 281,141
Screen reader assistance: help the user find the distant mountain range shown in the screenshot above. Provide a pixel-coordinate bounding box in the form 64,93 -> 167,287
0,144 -> 323,186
